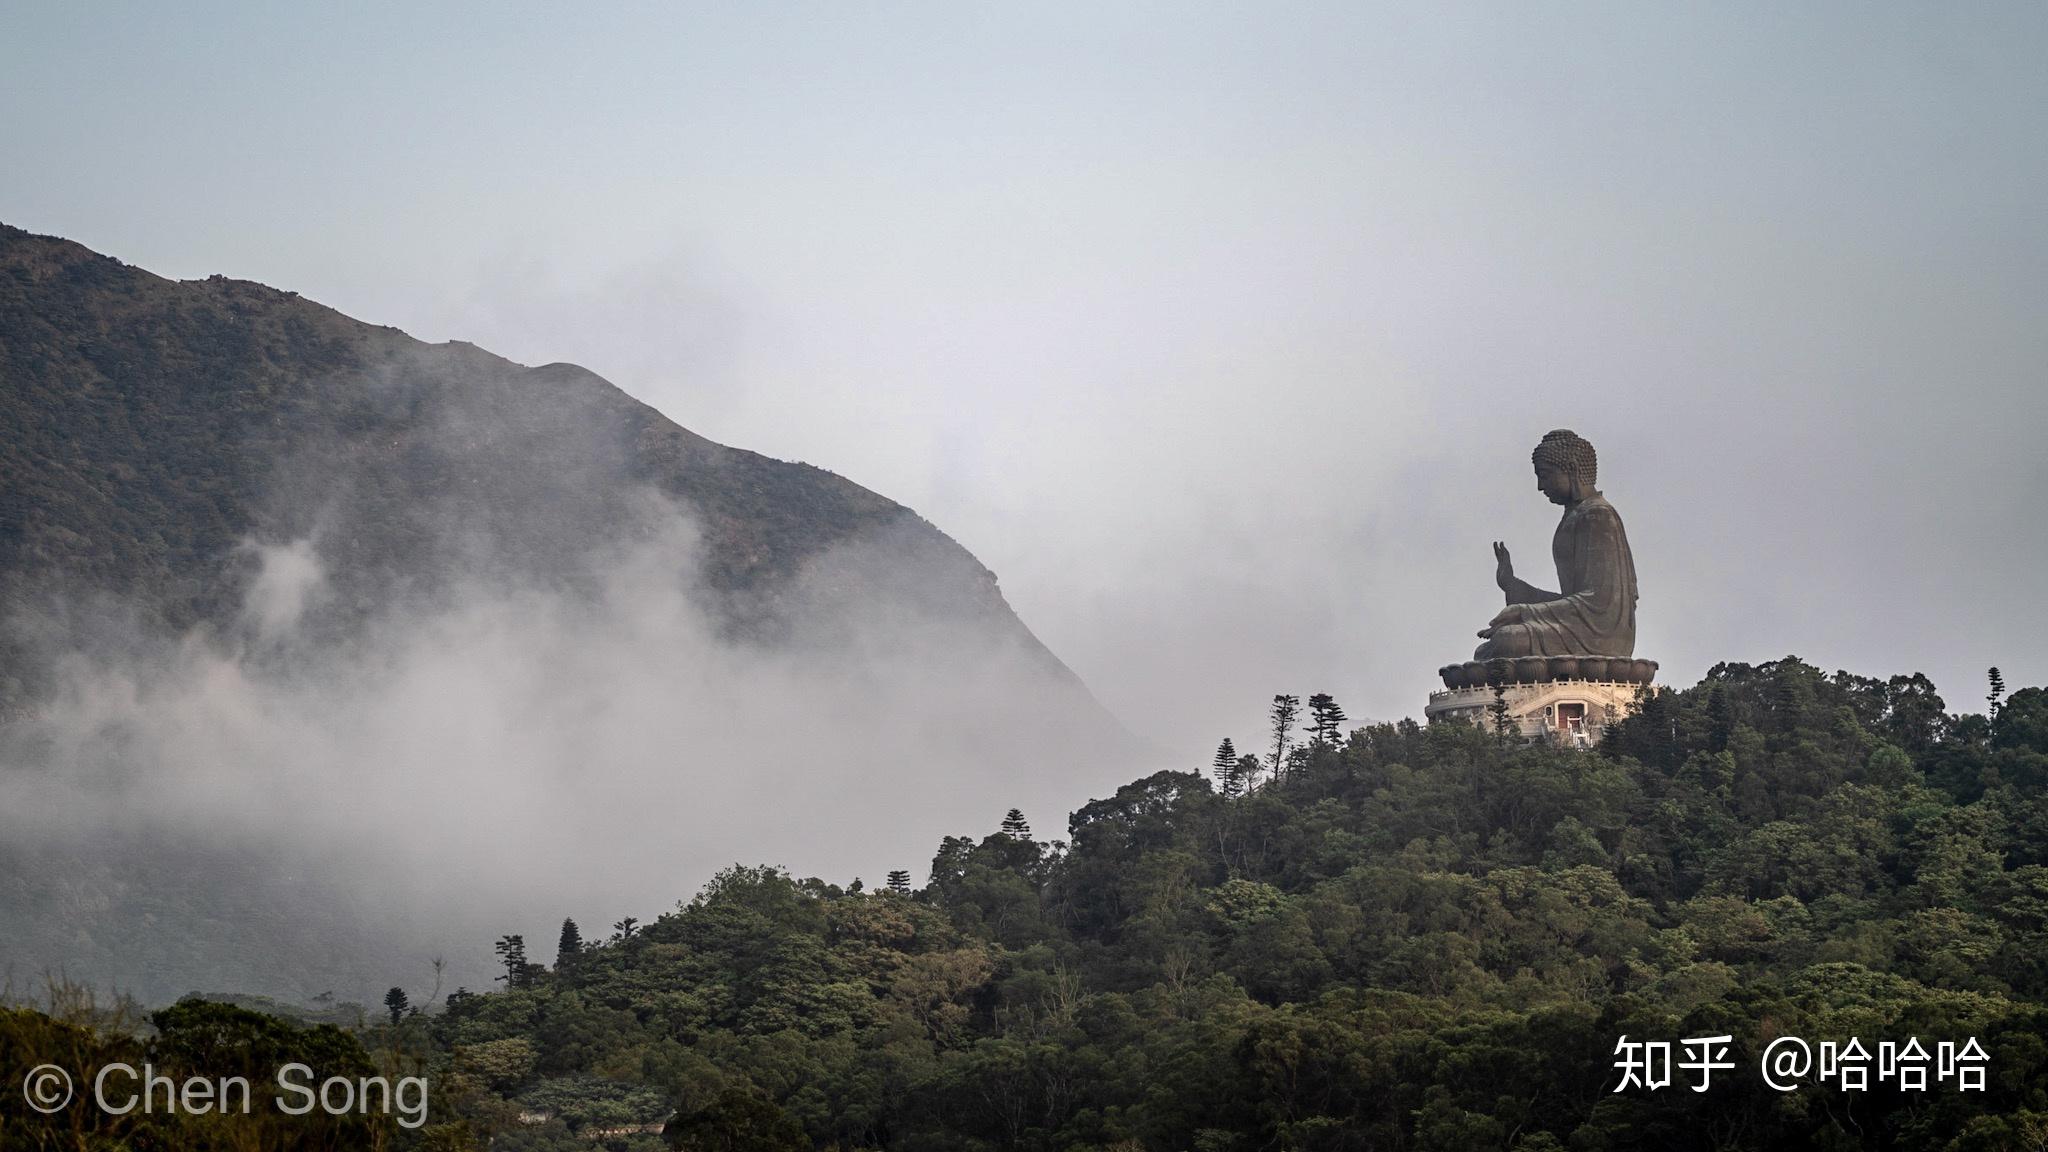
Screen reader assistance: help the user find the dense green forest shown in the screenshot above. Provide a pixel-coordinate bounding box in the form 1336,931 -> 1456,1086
7,657 -> 2048,1151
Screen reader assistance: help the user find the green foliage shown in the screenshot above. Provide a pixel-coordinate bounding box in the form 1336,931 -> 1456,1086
497,935 -> 542,990
558,920 -> 584,969
663,1085 -> 806,1151
1306,692 -> 1347,748
0,993 -> 393,1150
489,659 -> 2046,1148
1267,694 -> 1300,780
8,658 -> 2046,1149
1211,738 -> 1242,799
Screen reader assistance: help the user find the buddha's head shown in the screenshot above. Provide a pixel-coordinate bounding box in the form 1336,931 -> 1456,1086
1531,429 -> 1597,505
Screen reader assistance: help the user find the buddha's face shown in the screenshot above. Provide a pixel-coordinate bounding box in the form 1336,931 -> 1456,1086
1535,464 -> 1574,505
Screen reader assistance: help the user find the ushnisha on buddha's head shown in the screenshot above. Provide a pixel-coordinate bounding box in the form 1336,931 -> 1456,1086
1531,428 -> 1598,506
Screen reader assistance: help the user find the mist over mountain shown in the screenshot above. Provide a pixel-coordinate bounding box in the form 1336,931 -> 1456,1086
0,223 -> 1100,688
0,225 -> 1139,1003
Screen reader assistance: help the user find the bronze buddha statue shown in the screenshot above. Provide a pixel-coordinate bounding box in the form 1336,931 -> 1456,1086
1475,429 -> 1638,662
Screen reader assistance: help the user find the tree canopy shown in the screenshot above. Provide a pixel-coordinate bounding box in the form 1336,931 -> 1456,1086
9,659 -> 2048,1150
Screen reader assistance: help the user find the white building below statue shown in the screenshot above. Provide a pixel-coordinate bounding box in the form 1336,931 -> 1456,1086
1424,678 -> 1646,747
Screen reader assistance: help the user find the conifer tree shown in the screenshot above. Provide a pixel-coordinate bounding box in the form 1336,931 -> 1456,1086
1306,693 -> 1348,748
886,870 -> 912,895
493,935 -> 529,988
1000,809 -> 1032,838
383,986 -> 409,1025
1212,738 -> 1242,798
556,918 -> 582,967
1707,684 -> 1733,752
1268,695 -> 1300,780
1989,666 -> 2006,724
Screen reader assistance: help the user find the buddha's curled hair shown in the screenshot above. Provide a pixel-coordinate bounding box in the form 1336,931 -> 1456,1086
1533,428 -> 1597,490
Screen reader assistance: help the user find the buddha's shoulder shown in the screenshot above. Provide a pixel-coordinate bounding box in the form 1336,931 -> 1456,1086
1571,495 -> 1626,525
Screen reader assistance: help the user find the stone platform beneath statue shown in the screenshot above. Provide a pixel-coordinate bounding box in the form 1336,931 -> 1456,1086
1425,656 -> 1658,746
1438,655 -> 1656,689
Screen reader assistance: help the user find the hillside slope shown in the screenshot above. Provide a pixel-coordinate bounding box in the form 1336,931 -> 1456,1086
0,223 -> 1094,708
0,224 -> 1133,1002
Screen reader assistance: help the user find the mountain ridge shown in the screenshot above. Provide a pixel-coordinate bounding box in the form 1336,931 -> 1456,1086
0,222 -> 1100,716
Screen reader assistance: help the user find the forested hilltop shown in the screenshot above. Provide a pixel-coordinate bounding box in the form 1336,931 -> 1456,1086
8,657 -> 2048,1151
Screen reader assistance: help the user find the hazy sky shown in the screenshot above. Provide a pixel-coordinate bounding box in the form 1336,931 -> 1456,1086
6,1 -> 2046,759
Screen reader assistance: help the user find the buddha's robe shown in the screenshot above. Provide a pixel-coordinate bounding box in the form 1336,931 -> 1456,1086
1477,493 -> 1637,659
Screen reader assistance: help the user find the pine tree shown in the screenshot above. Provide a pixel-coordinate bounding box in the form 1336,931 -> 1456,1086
1989,666 -> 2006,724
383,986 -> 410,1025
1707,684 -> 1733,753
556,918 -> 583,967
1631,685 -> 1678,769
1490,684 -> 1512,737
612,917 -> 639,942
493,935 -> 529,988
886,869 -> 912,895
1212,738 -> 1242,798
1268,695 -> 1300,780
1306,693 -> 1348,748
1000,808 -> 1032,838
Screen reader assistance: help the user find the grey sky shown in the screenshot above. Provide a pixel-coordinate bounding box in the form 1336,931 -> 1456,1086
5,2 -> 2045,762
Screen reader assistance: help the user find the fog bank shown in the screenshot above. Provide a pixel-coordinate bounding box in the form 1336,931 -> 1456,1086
0,504 -> 1137,1004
